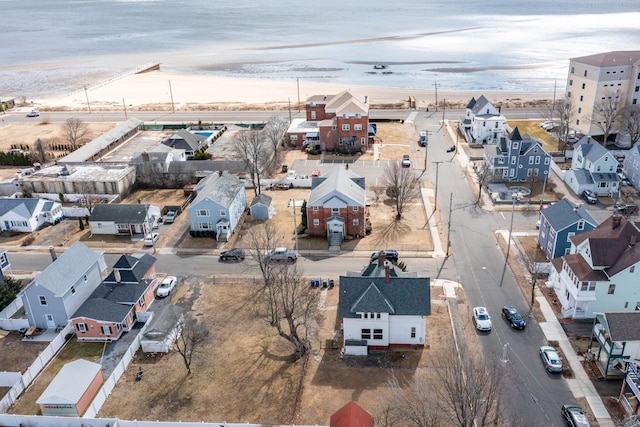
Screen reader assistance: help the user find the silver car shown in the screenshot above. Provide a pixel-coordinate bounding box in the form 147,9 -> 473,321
539,346 -> 563,373
472,306 -> 492,331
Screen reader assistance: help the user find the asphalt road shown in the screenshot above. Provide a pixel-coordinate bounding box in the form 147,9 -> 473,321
414,111 -> 574,426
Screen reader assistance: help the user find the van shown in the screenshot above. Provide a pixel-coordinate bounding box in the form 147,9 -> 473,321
419,131 -> 428,147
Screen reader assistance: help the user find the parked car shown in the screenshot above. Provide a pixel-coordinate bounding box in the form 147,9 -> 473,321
582,189 -> 598,204
539,346 -> 563,373
265,247 -> 297,262
156,276 -> 177,298
472,306 -> 492,331
144,232 -> 159,247
26,110 -> 39,117
287,170 -> 297,180
614,201 -> 639,215
370,250 -> 399,263
618,173 -> 632,186
501,305 -> 526,329
446,146 -> 456,153
219,248 -> 246,262
401,155 -> 411,168
561,404 -> 590,427
165,211 -> 176,224
419,131 -> 428,147
312,169 -> 321,177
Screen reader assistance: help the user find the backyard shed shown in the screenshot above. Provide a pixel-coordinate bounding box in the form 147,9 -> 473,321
36,359 -> 103,417
140,304 -> 185,353
249,193 -> 274,220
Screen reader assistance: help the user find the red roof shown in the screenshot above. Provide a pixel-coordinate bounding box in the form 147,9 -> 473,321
330,401 -> 374,427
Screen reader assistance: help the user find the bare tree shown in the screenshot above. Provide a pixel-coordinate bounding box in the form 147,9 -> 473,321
376,346 -> 502,427
589,90 -> 627,146
622,104 -> 640,147
262,116 -> 288,170
63,118 -> 90,150
474,161 -> 492,205
555,96 -> 576,155
383,161 -> 420,220
231,128 -> 273,196
32,138 -> 49,164
249,223 -> 319,359
173,313 -> 210,375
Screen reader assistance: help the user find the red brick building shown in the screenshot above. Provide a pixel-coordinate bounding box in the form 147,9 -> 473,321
287,90 -> 370,153
306,166 -> 366,244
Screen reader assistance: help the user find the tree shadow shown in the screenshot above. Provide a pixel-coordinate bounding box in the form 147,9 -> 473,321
371,217 -> 411,246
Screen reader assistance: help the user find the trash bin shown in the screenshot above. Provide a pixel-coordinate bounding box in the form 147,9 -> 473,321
322,279 -> 328,288
329,279 -> 335,289
281,164 -> 288,173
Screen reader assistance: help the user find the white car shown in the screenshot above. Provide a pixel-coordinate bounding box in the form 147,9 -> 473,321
144,232 -> 159,247
539,346 -> 563,373
26,110 -> 39,117
156,276 -> 177,298
286,170 -> 297,180
472,306 -> 492,331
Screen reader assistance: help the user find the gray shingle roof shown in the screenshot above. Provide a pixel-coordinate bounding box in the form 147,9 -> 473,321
33,242 -> 103,296
308,166 -> 365,207
162,129 -> 206,151
576,139 -> 610,164
602,312 -> 640,341
72,297 -> 133,322
89,203 -> 149,223
143,304 -> 185,340
250,193 -> 272,207
104,254 -> 156,284
0,198 -> 40,216
541,198 -> 597,231
338,276 -> 430,319
192,171 -> 245,208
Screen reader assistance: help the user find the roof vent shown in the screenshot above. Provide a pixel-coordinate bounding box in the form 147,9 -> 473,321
630,235 -> 637,248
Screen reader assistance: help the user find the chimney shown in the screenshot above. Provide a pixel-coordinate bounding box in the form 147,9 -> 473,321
114,269 -> 121,283
141,151 -> 151,162
49,246 -> 57,262
612,214 -> 622,229
384,261 -> 391,283
587,136 -> 591,144
378,251 -> 386,266
630,235 -> 637,247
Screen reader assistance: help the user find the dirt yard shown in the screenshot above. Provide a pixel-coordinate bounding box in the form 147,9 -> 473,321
96,279 -> 452,424
0,332 -> 48,374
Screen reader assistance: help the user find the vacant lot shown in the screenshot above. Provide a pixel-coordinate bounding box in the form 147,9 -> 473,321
97,278 -> 451,424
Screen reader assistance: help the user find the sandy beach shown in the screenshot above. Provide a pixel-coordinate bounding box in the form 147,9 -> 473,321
38,69 -> 556,112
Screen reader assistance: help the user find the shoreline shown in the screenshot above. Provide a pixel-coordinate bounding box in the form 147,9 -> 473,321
35,69 -> 557,112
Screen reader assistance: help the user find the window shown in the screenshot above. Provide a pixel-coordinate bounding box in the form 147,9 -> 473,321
483,121 -> 486,127
220,210 -> 226,216
376,313 -> 381,319
567,232 -> 575,242
535,156 -> 540,165
361,137 -> 366,145
529,157 -> 534,165
138,296 -> 146,307
631,266 -> 635,273
576,119 -> 580,125
571,66 -> 575,74
311,111 -> 316,120
84,275 -> 87,282
313,206 -> 319,211
584,70 -> 587,77
354,124 -> 363,131
361,328 -> 371,339
199,222 -> 211,229
353,218 -> 359,226
290,135 -> 298,141
410,327 -> 416,338
567,91 -> 571,98
569,79 -> 573,86
582,83 -> 586,89
313,218 -> 319,226
355,114 -> 361,119
197,209 -> 209,217
373,329 -> 383,340
353,206 -> 359,212
101,326 -> 112,335
579,95 -> 584,102
76,323 -> 87,332
608,284 -> 616,294
577,220 -> 585,231
578,107 -> 582,114
331,207 -> 339,215
342,124 -> 350,131
70,286 -> 76,294
39,295 -> 47,305
636,86 -> 639,93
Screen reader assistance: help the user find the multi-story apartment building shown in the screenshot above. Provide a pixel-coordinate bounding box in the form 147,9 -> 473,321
566,51 -> 640,139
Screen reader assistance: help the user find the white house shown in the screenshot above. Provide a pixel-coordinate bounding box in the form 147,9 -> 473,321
188,171 -> 246,241
459,95 -> 506,145
88,203 -> 160,236
564,136 -> 619,196
338,257 -> 430,355
548,215 -> 640,319
0,198 -> 63,233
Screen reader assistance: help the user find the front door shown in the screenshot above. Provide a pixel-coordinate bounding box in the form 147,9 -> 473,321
44,314 -> 56,329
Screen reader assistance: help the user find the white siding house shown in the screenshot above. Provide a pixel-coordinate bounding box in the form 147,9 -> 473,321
0,198 -> 63,233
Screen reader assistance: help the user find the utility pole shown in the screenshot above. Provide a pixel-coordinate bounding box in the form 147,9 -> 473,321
499,192 -> 520,287
433,81 -> 440,112
446,192 -> 453,256
122,98 -> 127,120
297,78 -> 300,112
423,130 -> 432,172
538,174 -> 548,212
84,86 -> 91,113
442,98 -> 446,123
168,80 -> 175,113
292,199 -> 299,253
434,161 -> 444,208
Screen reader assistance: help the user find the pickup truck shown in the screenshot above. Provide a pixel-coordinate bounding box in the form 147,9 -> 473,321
614,202 -> 639,216
165,210 -> 177,224
265,247 -> 298,262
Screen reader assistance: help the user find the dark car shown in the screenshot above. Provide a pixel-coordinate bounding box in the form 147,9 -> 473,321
582,189 -> 597,204
370,250 -> 399,263
219,248 -> 246,261
561,404 -> 590,427
501,305 -> 526,329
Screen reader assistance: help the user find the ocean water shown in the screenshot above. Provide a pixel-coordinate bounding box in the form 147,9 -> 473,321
2,0 -> 640,99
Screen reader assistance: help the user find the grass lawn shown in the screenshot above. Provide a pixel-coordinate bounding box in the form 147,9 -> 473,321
508,120 -> 560,153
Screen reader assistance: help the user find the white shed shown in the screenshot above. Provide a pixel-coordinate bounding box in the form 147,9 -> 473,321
140,304 -> 185,353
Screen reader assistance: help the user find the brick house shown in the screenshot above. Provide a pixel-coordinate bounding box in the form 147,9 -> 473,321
287,90 -> 370,153
306,166 -> 366,245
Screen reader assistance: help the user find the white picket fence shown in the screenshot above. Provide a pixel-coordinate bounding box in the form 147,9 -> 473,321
0,298 -> 29,331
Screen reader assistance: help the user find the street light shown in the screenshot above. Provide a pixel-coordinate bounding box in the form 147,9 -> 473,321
499,192 -> 521,287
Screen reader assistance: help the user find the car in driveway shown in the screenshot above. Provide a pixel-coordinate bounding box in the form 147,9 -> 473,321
582,189 -> 597,204
156,275 -> 177,298
561,404 -> 590,426
26,110 -> 40,117
370,250 -> 399,263
286,170 -> 297,180
539,346 -> 563,373
219,248 -> 245,262
144,232 -> 159,247
501,305 -> 526,329
472,306 -> 492,331
401,155 -> 411,168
